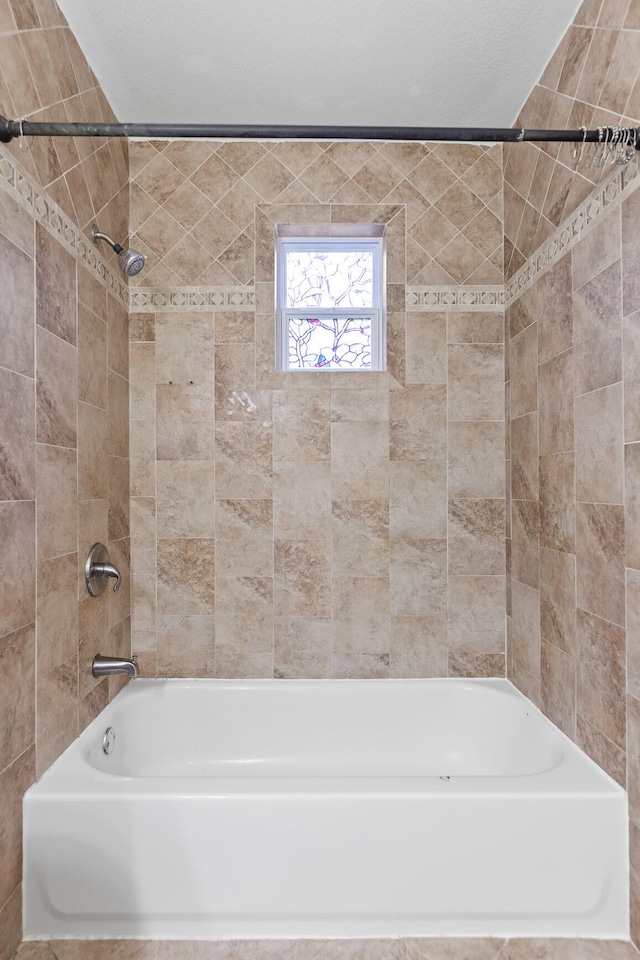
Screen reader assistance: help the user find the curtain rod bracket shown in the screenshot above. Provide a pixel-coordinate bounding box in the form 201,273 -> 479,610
0,116 -> 17,142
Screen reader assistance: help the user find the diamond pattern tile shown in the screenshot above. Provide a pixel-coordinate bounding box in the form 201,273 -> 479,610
297,154 -> 349,202
130,140 -> 505,290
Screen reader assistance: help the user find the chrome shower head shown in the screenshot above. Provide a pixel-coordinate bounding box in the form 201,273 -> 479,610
117,248 -> 146,277
91,224 -> 147,278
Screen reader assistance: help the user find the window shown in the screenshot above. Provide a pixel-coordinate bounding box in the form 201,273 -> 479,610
276,224 -> 386,371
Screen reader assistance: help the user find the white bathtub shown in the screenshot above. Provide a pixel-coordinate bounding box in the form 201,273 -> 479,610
23,678 -> 628,940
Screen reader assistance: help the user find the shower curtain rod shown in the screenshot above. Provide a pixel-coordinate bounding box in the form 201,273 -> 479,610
1,116 -> 639,147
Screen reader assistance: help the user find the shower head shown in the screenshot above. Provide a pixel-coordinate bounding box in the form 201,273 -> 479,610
91,224 -> 147,278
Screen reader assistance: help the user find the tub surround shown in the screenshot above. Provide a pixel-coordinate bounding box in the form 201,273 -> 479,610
0,3 -> 131,956
1,0 -> 640,956
128,140 -> 507,683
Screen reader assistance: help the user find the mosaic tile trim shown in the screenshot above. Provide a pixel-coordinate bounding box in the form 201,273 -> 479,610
0,146 -> 129,306
130,287 -> 256,311
506,160 -> 640,306
408,286 -> 504,311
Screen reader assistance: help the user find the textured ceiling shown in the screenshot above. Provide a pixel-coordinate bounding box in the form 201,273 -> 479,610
56,0 -> 582,130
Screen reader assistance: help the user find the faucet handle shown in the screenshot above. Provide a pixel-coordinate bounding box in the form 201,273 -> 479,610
92,562 -> 121,592
85,543 -> 122,597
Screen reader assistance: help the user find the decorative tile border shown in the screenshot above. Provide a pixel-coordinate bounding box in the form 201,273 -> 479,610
0,146 -> 129,306
130,287 -> 256,311
407,286 -> 504,311
505,159 -> 640,306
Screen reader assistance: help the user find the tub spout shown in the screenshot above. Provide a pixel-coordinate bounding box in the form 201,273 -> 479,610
92,654 -> 139,679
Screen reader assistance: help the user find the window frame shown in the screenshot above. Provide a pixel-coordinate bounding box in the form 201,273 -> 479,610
275,226 -> 386,372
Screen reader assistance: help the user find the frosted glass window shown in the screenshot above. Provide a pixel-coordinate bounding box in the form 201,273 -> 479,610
276,229 -> 385,371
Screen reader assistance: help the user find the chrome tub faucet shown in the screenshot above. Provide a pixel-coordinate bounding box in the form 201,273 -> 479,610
92,654 -> 139,678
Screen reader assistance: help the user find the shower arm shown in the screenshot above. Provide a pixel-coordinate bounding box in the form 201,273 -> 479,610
1,115 -> 639,148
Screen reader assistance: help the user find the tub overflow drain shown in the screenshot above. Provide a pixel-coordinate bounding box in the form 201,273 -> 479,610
102,726 -> 115,755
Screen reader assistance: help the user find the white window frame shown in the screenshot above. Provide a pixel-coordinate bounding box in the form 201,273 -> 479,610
275,225 -> 386,372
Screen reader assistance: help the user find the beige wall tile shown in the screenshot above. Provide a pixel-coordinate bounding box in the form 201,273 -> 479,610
405,314 -> 446,383
331,499 -> 389,578
577,607 -> 626,750
626,441 -> 640,570
448,499 -> 505,576
390,385 -> 447,461
107,293 -> 129,381
107,369 -> 129,460
77,584 -> 109,697
389,615 -> 448,677
157,539 -> 214,616
0,744 -> 34,915
274,461 -> 332,540
538,350 -> 574,456
539,452 -> 575,553
541,639 -> 576,738
36,653 -> 78,776
156,312 -> 214,384
35,223 -> 76,346
576,501 -> 625,626
390,537 -> 447,617
622,180 -> 640,317
540,547 -> 576,657
448,421 -> 504,498
390,461 -> 446,540
129,342 -> 156,420
575,383 -> 624,503
510,322 -> 538,418
511,579 -> 541,679
273,389 -> 331,461
331,421 -> 389,500
215,422 -> 272,498
628,567 -> 640,701
37,552 -> 78,677
36,443 -> 77,560
573,260 -> 622,395
157,616 -> 215,677
448,344 -> 504,421
0,366 -> 35,500
77,401 -> 108,501
156,382 -> 215,460
624,310 -> 640,442
274,616 -> 332,679
0,885 -> 21,960
448,576 -> 505,656
332,577 -> 390,656
0,623 -> 35,772
77,304 -> 107,409
511,411 -> 539,501
215,577 -> 273,654
331,387 -> 389,422
0,231 -> 34,379
108,455 -> 129,543
629,693 -> 640,826
157,460 -> 215,538
274,539 -> 331,616
215,499 -> 273,577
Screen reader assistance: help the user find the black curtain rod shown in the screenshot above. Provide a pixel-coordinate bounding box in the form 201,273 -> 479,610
1,116 -> 639,146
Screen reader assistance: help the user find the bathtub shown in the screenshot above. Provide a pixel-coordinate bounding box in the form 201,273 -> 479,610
23,678 -> 628,940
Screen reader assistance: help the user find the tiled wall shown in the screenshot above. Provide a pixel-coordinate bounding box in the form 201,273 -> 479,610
504,0 -> 640,945
505,137 -> 640,952
128,141 -> 506,680
0,3 -> 130,957
504,0 -> 640,279
129,139 -> 503,288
